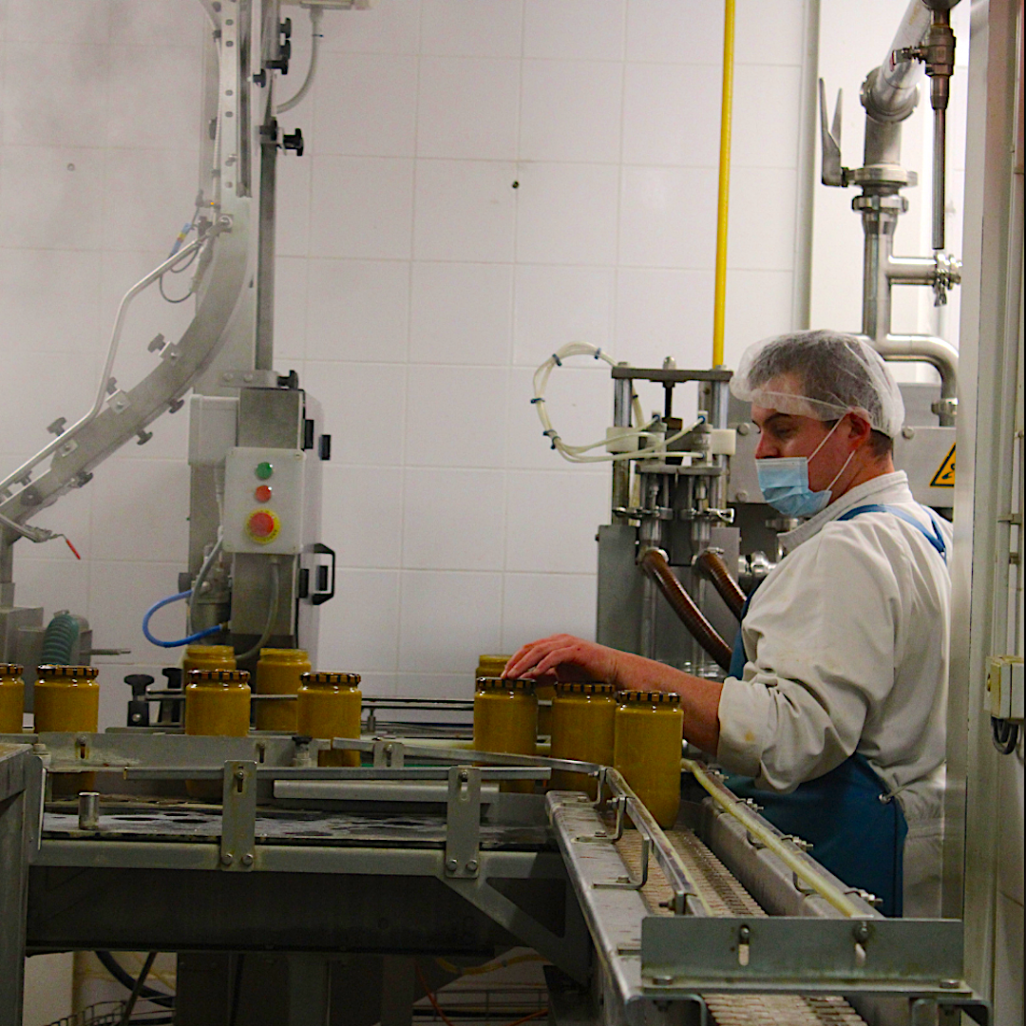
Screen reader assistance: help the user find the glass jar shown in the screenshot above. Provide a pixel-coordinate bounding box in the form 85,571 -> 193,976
0,663 -> 25,733
254,648 -> 310,731
296,671 -> 362,767
613,690 -> 683,829
34,664 -> 101,796
34,664 -> 100,733
473,677 -> 537,794
549,682 -> 616,798
182,644 -> 237,675
184,668 -> 251,737
477,655 -> 554,738
184,668 -> 251,800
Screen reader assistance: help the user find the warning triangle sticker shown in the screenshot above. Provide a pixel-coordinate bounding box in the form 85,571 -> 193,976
930,444 -> 956,487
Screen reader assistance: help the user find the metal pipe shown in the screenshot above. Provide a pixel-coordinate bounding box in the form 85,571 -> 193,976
869,332 -> 959,413
863,0 -> 931,122
861,208 -> 900,343
611,370 -> 632,525
933,106 -> 947,250
638,548 -> 732,671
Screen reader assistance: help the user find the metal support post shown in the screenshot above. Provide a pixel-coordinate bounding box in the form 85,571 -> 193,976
0,745 -> 42,1026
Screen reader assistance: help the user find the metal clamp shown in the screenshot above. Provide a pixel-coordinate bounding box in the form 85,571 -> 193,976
444,766 -> 481,878
220,760 -> 257,872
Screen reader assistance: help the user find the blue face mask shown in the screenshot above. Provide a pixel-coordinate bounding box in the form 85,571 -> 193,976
755,420 -> 854,518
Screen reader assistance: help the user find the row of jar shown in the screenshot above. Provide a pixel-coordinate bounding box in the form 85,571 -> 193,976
0,655 -> 362,767
473,676 -> 683,829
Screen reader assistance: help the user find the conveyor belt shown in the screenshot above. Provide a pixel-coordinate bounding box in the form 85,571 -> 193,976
616,829 -> 868,1026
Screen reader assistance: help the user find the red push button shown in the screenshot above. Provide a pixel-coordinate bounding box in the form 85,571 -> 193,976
255,484 -> 272,503
246,509 -> 280,543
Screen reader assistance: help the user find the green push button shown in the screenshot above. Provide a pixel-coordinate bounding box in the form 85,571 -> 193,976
255,461 -> 274,480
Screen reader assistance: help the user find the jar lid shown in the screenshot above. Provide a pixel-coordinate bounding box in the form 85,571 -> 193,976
477,676 -> 535,693
188,668 -> 250,683
37,664 -> 99,679
260,648 -> 310,660
476,654 -> 511,667
0,663 -> 25,675
184,644 -> 235,655
301,671 -> 361,685
555,681 -> 615,695
619,689 -> 681,705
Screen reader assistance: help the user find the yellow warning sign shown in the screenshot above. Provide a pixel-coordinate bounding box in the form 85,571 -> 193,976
930,444 -> 956,487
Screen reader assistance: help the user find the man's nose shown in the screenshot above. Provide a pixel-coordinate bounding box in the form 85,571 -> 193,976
754,434 -> 777,459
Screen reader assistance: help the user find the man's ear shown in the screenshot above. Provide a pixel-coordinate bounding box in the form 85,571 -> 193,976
845,410 -> 873,446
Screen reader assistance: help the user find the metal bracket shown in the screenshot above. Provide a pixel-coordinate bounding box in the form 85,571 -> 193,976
444,766 -> 481,878
220,760 -> 257,871
372,740 -> 405,767
594,832 -> 649,892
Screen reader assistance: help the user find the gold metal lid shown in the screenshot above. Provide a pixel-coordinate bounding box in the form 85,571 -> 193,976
0,663 -> 25,676
301,671 -> 361,686
37,664 -> 99,679
187,668 -> 250,684
619,689 -> 681,705
476,676 -> 535,693
259,648 -> 310,660
555,681 -> 615,695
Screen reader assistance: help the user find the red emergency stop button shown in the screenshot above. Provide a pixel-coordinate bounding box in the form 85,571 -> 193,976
255,484 -> 272,503
246,509 -> 280,544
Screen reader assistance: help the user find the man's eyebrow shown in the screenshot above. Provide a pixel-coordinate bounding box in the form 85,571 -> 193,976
757,413 -> 796,429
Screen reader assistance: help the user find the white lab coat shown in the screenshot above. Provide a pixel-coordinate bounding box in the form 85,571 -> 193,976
716,471 -> 952,916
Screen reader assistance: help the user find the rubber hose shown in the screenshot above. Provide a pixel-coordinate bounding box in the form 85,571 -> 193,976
639,548 -> 733,672
40,612 -> 81,664
694,549 -> 747,621
96,951 -> 175,1008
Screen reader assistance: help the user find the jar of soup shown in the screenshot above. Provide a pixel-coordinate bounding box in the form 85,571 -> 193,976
296,671 -> 362,767
184,668 -> 251,800
34,664 -> 101,795
254,648 -> 310,731
184,669 -> 251,737
473,677 -> 537,793
613,690 -> 683,828
549,682 -> 616,798
0,663 -> 25,733
34,664 -> 100,733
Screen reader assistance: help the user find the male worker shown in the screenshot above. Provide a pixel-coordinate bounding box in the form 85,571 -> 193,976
504,330 -> 951,917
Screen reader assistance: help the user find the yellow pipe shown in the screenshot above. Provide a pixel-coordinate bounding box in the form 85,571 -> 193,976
712,0 -> 736,369
684,759 -> 865,919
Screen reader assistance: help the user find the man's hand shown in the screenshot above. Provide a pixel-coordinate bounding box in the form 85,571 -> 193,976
503,633 -> 724,756
502,634 -> 622,686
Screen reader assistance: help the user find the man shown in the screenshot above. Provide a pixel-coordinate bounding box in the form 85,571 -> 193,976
504,330 -> 951,917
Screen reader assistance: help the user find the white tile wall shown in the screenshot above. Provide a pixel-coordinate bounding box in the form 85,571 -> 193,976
0,0 -> 959,734
416,57 -> 520,160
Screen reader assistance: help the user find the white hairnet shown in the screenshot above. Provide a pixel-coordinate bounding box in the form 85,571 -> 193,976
730,330 -> 905,438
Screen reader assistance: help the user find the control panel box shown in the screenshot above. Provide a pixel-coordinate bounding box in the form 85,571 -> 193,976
223,446 -> 306,555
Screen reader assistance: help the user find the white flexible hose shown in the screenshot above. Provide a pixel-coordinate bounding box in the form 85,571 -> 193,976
0,235 -> 208,499
276,7 -> 323,114
187,533 -> 224,635
532,342 -> 705,463
235,558 -> 282,663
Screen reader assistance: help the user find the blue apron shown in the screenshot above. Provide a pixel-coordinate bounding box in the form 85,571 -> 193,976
723,503 -> 947,917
